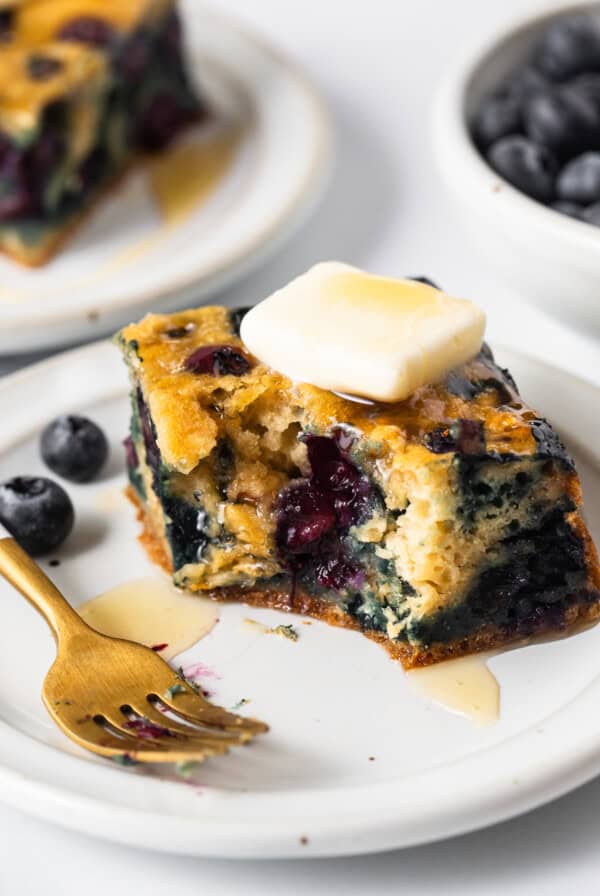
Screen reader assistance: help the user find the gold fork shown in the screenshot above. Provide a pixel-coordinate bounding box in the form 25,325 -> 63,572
0,526 -> 268,763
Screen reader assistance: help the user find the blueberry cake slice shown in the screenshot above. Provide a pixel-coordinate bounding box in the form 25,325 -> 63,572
0,0 -> 202,266
117,305 -> 600,668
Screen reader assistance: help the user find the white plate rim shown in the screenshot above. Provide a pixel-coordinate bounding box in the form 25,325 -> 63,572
1,340 -> 600,858
0,3 -> 333,353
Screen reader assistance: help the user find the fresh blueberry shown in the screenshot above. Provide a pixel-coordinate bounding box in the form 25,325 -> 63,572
41,415 -> 109,483
568,72 -> 600,105
58,16 -> 117,47
472,93 -> 522,149
499,66 -> 548,101
551,199 -> 584,219
533,13 -> 600,82
582,201 -> 600,226
487,135 -> 557,201
0,477 -> 74,555
523,86 -> 600,159
557,152 -> 600,203
184,345 -> 251,376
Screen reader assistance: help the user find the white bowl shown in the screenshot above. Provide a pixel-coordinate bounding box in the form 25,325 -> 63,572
433,2 -> 600,335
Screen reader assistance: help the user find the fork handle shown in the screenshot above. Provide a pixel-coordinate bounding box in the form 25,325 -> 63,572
0,535 -> 88,645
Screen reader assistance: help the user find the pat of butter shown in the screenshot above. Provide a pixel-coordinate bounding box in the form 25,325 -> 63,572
240,262 -> 486,402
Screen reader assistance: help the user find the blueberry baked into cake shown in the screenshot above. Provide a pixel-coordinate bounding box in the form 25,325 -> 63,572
117,264 -> 600,668
0,0 -> 202,265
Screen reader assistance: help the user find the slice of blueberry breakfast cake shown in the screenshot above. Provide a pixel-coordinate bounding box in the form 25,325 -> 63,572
116,263 -> 600,668
0,0 -> 203,266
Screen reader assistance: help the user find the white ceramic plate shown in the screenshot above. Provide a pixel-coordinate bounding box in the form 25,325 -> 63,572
0,3 -> 332,355
2,341 -> 600,859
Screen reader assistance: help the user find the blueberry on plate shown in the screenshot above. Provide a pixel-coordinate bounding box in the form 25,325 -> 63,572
551,199 -> 584,219
487,135 -> 557,202
0,476 -> 74,555
533,13 -> 600,82
582,201 -> 600,226
557,152 -> 600,203
41,415 -> 109,483
472,93 -> 522,150
523,86 -> 600,160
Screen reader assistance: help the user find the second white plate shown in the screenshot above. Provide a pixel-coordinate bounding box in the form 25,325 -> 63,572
0,3 -> 332,354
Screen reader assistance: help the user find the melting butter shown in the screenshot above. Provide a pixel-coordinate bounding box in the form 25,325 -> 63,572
240,262 -> 486,403
408,654 -> 500,726
78,577 -> 218,661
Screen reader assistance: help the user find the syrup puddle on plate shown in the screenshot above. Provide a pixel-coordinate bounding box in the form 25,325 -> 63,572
147,125 -> 241,226
408,654 -> 500,726
78,577 -> 218,661
95,124 -> 243,276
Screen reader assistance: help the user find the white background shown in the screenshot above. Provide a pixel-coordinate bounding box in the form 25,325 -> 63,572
3,0 -> 600,892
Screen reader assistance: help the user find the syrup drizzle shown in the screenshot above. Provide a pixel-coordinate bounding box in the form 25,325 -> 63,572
147,126 -> 241,225
78,576 -> 218,661
408,654 -> 500,725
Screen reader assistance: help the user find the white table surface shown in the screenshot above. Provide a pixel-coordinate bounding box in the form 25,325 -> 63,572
3,0 -> 600,892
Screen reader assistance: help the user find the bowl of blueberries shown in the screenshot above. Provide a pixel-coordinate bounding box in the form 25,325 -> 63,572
434,3 -> 600,333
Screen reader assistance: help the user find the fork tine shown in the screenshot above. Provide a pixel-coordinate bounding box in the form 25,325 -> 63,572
103,706 -> 255,748
127,700 -> 256,743
89,714 -> 233,761
53,710 -> 233,762
54,715 -> 149,760
157,685 -> 269,735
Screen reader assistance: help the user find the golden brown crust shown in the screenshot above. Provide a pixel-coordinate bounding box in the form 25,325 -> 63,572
126,485 -> 172,573
212,585 -> 600,670
126,487 -> 600,669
